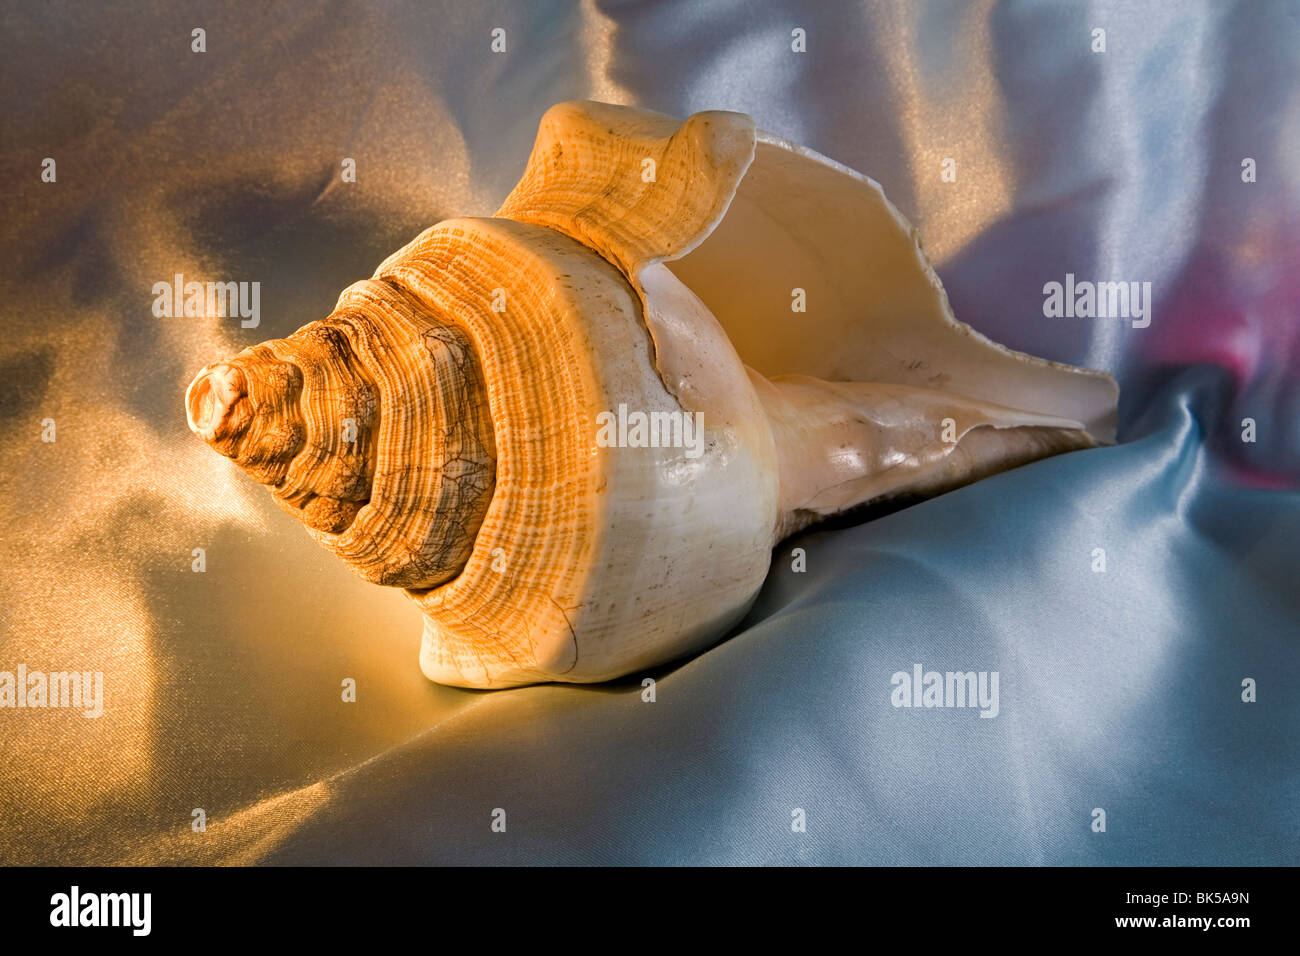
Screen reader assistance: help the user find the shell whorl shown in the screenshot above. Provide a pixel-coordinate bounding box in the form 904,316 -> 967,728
375,216 -> 778,687
185,284 -> 496,589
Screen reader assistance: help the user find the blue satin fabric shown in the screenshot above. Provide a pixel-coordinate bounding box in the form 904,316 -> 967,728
253,368 -> 1300,865
0,1 -> 1295,865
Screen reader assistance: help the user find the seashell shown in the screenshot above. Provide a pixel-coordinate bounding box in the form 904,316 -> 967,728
186,101 -> 1117,688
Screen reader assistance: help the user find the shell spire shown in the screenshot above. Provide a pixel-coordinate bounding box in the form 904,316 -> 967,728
186,101 -> 1118,688
186,284 -> 496,589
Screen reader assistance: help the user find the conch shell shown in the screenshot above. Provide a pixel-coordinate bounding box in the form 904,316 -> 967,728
186,101 -> 1117,688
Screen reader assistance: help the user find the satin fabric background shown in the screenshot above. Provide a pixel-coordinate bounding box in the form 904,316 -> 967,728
1,0 -> 1296,865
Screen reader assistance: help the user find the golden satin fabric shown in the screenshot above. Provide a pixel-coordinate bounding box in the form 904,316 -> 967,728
2,1 -> 1296,865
